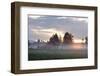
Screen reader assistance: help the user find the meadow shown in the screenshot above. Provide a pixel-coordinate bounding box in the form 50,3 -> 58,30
28,44 -> 87,60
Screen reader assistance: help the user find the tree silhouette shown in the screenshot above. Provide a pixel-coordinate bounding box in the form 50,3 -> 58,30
63,32 -> 73,44
85,37 -> 88,44
37,39 -> 40,48
28,40 -> 31,46
48,33 -> 60,45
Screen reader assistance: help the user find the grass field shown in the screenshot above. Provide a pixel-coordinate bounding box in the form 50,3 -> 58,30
28,47 -> 88,60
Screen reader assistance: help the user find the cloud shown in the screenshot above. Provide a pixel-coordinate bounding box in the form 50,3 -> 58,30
31,28 -> 64,41
29,15 -> 42,19
56,16 -> 88,22
57,17 -> 68,19
71,17 -> 88,22
28,15 -> 88,41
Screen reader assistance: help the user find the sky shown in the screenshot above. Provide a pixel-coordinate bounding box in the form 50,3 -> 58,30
28,15 -> 88,42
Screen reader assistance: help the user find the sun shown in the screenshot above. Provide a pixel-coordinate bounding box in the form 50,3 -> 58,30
73,39 -> 85,43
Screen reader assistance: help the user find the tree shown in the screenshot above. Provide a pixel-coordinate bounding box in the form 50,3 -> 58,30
63,32 -> 73,44
48,33 -> 60,45
37,39 -> 40,48
85,37 -> 88,44
28,40 -> 31,46
82,38 -> 84,43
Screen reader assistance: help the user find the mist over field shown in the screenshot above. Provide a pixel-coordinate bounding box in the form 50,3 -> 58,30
28,15 -> 88,60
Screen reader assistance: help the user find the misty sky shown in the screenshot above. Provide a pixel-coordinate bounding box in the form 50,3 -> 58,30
28,15 -> 88,41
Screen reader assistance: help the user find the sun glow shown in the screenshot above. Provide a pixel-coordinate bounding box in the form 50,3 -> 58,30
72,44 -> 84,49
73,39 -> 85,43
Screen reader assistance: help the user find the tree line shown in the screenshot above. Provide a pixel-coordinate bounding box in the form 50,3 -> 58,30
48,32 -> 87,45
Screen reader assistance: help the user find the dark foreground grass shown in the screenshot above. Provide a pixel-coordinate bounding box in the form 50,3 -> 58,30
28,48 -> 88,60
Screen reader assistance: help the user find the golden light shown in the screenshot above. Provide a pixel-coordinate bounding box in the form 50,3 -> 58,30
72,38 -> 85,49
73,39 -> 85,43
72,44 -> 84,49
